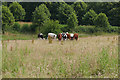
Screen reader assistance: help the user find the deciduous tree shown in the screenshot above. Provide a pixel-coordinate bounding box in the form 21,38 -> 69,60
2,5 -> 15,34
9,2 -> 26,21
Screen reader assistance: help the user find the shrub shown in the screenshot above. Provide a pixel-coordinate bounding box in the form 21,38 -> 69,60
94,13 -> 110,29
29,24 -> 38,33
21,24 -> 30,33
41,20 -> 61,38
74,26 -> 95,34
106,26 -> 119,33
4,24 -> 12,32
35,26 -> 40,34
59,24 -> 69,32
12,22 -> 20,32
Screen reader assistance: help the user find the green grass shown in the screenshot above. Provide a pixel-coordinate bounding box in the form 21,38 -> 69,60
2,35 -> 118,78
2,33 -> 37,40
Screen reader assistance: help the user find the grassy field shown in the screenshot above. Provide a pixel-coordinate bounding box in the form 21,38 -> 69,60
0,40 -> 2,79
2,33 -> 37,40
2,32 -> 118,41
2,35 -> 118,78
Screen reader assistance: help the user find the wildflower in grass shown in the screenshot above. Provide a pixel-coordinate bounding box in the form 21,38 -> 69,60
107,37 -> 110,41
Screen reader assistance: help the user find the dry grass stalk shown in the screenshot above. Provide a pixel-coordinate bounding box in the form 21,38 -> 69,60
8,39 -> 9,43
15,39 -> 17,43
10,46 -> 13,51
48,36 -> 52,44
32,39 -> 34,44
61,40 -> 63,45
2,40 -> 4,44
107,37 -> 109,41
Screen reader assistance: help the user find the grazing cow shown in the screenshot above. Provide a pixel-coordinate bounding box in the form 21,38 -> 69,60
73,33 -> 78,40
38,33 -> 43,39
48,33 -> 57,39
58,33 -> 62,41
70,33 -> 74,40
66,32 -> 71,40
61,33 -> 67,40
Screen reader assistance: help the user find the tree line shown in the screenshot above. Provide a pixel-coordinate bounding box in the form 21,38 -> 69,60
2,2 -> 120,35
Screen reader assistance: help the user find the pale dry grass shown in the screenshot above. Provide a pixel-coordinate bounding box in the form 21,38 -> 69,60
18,22 -> 32,26
2,35 -> 118,78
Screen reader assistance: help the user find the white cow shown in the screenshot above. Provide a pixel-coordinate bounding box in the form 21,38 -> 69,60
48,33 -> 57,39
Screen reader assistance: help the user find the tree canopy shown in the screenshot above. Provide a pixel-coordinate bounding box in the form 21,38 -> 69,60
32,4 -> 51,26
2,5 -> 15,34
9,2 -> 26,21
94,13 -> 110,28
73,2 -> 88,25
82,9 -> 97,25
67,12 -> 78,31
1,2 -> 120,34
108,7 -> 120,26
57,3 -> 76,24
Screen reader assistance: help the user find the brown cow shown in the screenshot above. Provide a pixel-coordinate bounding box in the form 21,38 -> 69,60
73,33 -> 78,40
58,33 -> 62,41
66,33 -> 71,40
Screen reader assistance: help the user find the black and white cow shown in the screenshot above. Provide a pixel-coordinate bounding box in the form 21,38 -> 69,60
61,32 -> 67,40
38,33 -> 43,39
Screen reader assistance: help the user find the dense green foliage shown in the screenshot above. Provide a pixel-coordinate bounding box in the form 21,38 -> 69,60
108,7 -> 120,26
29,24 -> 38,33
32,4 -> 51,32
57,3 -> 78,32
41,20 -> 61,38
94,13 -> 110,29
21,24 -> 30,33
67,12 -> 78,31
82,9 -> 97,25
73,2 -> 88,25
75,26 -> 95,34
12,22 -> 20,32
2,5 -> 15,34
19,2 -> 42,21
9,2 -> 26,21
87,2 -> 120,26
2,2 -> 120,35
57,3 -> 76,24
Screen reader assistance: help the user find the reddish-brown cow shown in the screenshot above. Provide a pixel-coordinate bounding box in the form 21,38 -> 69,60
66,33 -> 71,40
58,33 -> 62,41
73,33 -> 78,40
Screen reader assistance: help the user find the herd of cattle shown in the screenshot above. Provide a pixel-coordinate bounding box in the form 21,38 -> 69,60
38,32 -> 78,41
